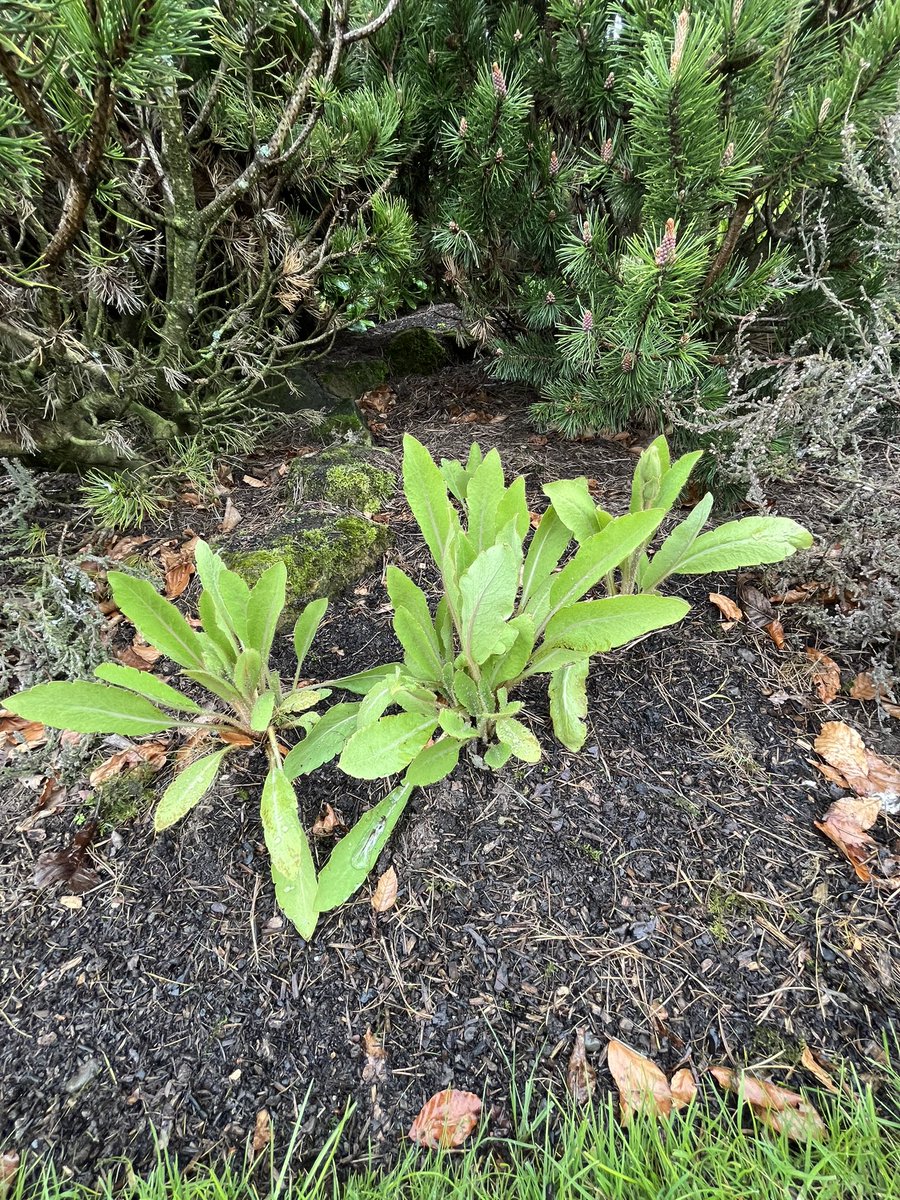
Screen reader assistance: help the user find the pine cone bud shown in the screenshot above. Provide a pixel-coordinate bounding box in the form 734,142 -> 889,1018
495,147 -> 505,163
818,97 -> 832,124
654,217 -> 676,267
600,138 -> 613,163
428,48 -> 436,65
622,350 -> 635,372
679,332 -> 690,346
721,140 -> 735,167
449,219 -> 461,233
582,220 -> 592,245
545,291 -> 555,304
459,117 -> 468,136
603,71 -> 615,90
549,150 -> 559,176
492,62 -> 507,97
582,309 -> 593,332
513,28 -> 523,42
670,7 -> 689,74
548,209 -> 557,222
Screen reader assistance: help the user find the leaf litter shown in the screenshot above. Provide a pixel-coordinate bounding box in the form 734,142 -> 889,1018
408,1089 -> 482,1149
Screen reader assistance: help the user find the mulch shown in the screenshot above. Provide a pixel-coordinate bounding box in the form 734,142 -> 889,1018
1,362 -> 898,1179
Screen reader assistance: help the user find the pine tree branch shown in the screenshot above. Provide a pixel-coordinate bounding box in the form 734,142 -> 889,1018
344,0 -> 402,44
0,47 -> 85,186
700,196 -> 753,294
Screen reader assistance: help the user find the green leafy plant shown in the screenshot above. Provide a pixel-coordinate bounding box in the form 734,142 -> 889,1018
323,434 -> 810,782
3,541 -> 407,939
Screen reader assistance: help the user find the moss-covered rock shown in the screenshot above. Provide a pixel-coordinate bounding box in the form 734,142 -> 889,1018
223,512 -> 389,627
286,446 -> 395,512
315,405 -> 371,445
318,358 -> 387,402
385,326 -> 449,376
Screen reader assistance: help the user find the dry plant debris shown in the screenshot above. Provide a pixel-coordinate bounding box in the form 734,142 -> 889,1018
607,1039 -> 677,1122
371,866 -> 399,912
806,649 -> 841,703
708,592 -> 742,623
566,1028 -> 597,1104
408,1088 -> 482,1149
709,1067 -> 827,1141
813,722 -> 900,804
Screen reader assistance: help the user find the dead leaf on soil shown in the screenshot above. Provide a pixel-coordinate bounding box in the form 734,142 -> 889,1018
107,534 -> 152,561
771,581 -> 823,605
566,1028 -> 597,1104
850,672 -> 884,701
89,741 -> 168,787
737,582 -> 775,627
220,496 -> 241,533
814,796 -> 882,882
371,866 -> 398,912
218,729 -> 255,748
242,474 -> 268,489
607,1039 -> 672,1123
160,536 -> 198,599
814,721 -> 900,805
16,775 -> 66,831
800,1046 -> 840,1094
408,1089 -> 482,1149
709,592 -> 743,623
34,821 -> 100,894
362,1028 -> 387,1083
806,648 -> 841,703
251,1109 -> 271,1155
669,1068 -> 698,1110
312,803 -> 344,838
709,1066 -> 827,1141
117,638 -> 161,671
764,619 -> 785,649
0,714 -> 47,753
0,1151 -> 20,1199
360,385 -> 396,417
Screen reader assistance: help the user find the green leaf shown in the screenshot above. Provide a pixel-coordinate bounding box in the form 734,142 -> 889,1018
434,597 -> 454,658
198,591 -> 238,667
520,506 -> 571,609
271,864 -> 319,940
234,649 -> 262,697
458,542 -> 520,664
5,681 -> 175,735
545,595 -> 691,653
387,566 -> 441,655
330,664 -> 405,695
672,516 -> 814,575
293,598 -> 328,675
495,476 -> 530,543
630,439 -> 666,512
495,717 -> 541,763
357,668 -> 404,728
482,613 -> 535,686
245,561 -> 286,665
549,659 -> 590,751
339,712 -> 437,779
315,782 -> 412,913
94,663 -> 202,714
394,607 -> 444,682
278,687 -> 331,715
440,458 -> 470,504
216,570 -> 251,643
452,669 -> 481,714
542,479 -> 601,543
154,749 -> 229,831
108,573 -> 205,671
405,736 -> 462,786
517,644 -> 587,679
639,493 -> 714,591
545,510 -> 665,622
182,669 -> 246,708
283,702 -> 361,779
484,741 -> 512,769
465,448 -> 506,551
261,767 -> 318,938
656,450 -> 703,514
438,708 -> 477,739
250,692 -> 276,732
402,433 -> 458,564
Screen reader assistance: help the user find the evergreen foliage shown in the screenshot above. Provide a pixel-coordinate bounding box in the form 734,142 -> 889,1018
396,0 -> 900,434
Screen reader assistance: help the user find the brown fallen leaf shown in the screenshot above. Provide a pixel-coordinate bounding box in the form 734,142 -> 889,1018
800,1046 -> 839,1095
408,1089 -> 482,1149
737,582 -> 775,627
107,534 -> 152,561
117,639 -> 161,671
0,1150 -> 20,1199
709,1066 -> 827,1141
806,648 -> 841,704
814,721 -> 900,803
251,1109 -> 271,1155
709,592 -> 743,622
814,796 -> 881,882
566,1028 -> 597,1104
669,1067 -> 698,1110
218,729 -> 255,748
771,581 -> 823,605
159,536 -> 198,600
312,803 -> 344,838
220,496 -> 241,533
242,474 -> 268,488
34,821 -> 101,894
359,385 -> 396,417
764,619 -> 785,650
362,1028 -> 387,1083
372,866 -> 399,912
0,714 -> 47,751
850,672 -> 883,701
607,1039 -> 672,1123
89,741 -> 168,787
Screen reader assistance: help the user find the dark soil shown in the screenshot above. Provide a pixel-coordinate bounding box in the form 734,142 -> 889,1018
1,363 -> 899,1179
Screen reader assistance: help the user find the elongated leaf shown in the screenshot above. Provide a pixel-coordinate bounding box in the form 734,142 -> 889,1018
198,591 -> 238,666
216,569 -> 251,643
495,717 -> 541,763
549,659 -> 590,751
245,562 -> 286,665
438,708 -> 477,739
315,783 -> 412,913
339,712 -> 437,779
545,595 -> 690,653
639,493 -> 714,591
459,542 -> 520,664
272,863 -> 318,940
495,476 -> 529,543
154,749 -> 229,831
630,439 -> 665,512
283,702 -> 361,779
5,681 -> 174,735
452,669 -> 481,714
465,448 -> 506,552
405,737 -> 461,786
484,741 -> 512,769
394,606 -> 444,682
434,597 -> 454,658
517,644 -> 586,679
543,479 -> 602,543
357,668 -> 403,728
182,669 -> 245,708
260,764 -> 312,880
482,613 -> 535,687
94,663 -> 202,714
278,687 -> 330,714
234,648 -> 262,697
293,597 -> 328,674
544,510 -> 665,624
656,450 -> 703,514
520,506 -> 571,609
403,434 -> 458,564
440,458 -> 469,504
251,692 -> 276,732
109,573 -> 205,670
672,516 -> 813,575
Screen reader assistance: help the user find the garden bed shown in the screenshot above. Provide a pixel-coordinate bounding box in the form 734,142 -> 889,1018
1,363 -> 898,1178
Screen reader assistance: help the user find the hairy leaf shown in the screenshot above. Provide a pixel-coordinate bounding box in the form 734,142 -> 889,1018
109,573 -> 206,670
545,509 -> 664,620
458,542 -> 520,664
339,712 -> 438,779
549,659 -> 590,751
495,717 -> 541,763
250,692 -> 275,732
639,493 -> 714,591
245,561 -> 286,665
283,702 -> 361,779
94,663 -> 202,714
672,516 -> 813,574
331,664 -> 405,695
293,597 -> 329,674
520,506 -> 571,608
405,736 -> 462,786
155,748 -> 229,831
465,448 -> 506,551
315,782 -> 412,913
543,478 -> 602,542
545,595 -> 690,652
403,434 -> 458,564
260,764 -> 314,884
5,681 -> 174,735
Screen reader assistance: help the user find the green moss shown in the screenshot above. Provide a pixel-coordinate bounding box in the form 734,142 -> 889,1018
96,767 -> 157,828
749,1024 -> 803,1064
287,446 -> 395,511
319,358 -> 387,401
224,513 -> 389,627
316,407 -> 370,444
385,327 -> 449,376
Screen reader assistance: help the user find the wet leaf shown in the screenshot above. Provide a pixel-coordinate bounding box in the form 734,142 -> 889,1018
709,1067 -> 826,1141
566,1028 -> 597,1104
89,741 -> 168,786
251,1109 -> 271,1154
220,497 -> 241,533
708,592 -> 742,622
800,1046 -> 839,1094
806,649 -> 841,703
669,1067 -> 698,1110
607,1039 -> 672,1123
408,1088 -> 482,1149
372,866 -> 399,912
814,796 -> 881,882
34,821 -> 100,894
814,721 -> 900,803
